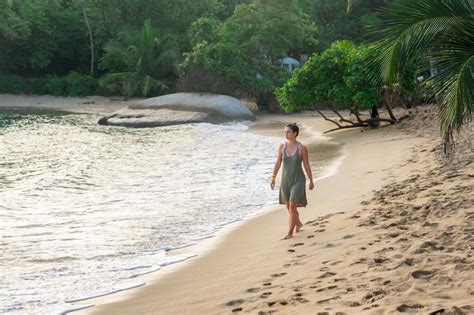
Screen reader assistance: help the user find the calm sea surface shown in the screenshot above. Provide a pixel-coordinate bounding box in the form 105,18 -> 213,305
0,107 -> 342,314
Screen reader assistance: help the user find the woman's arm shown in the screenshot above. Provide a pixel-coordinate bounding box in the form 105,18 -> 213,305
270,144 -> 283,190
301,145 -> 314,190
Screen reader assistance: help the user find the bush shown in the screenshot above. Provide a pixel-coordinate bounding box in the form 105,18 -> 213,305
0,75 -> 29,94
276,40 -> 379,113
65,72 -> 100,96
32,75 -> 66,96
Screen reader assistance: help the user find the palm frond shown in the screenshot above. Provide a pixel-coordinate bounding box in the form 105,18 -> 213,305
366,0 -> 473,151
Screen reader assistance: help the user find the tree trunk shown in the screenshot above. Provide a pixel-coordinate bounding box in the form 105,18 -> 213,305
83,7 -> 94,76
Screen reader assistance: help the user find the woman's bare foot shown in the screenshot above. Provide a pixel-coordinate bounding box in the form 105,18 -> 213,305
295,222 -> 303,233
282,234 -> 293,240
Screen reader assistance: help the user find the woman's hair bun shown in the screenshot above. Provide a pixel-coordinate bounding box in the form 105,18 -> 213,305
286,123 -> 299,136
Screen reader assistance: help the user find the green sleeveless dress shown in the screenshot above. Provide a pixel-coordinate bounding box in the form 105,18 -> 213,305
279,142 -> 307,207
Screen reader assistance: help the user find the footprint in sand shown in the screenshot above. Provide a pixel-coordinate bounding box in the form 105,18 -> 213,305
287,249 -> 296,253
307,235 -> 315,238
317,296 -> 341,304
363,304 -> 380,310
411,270 -> 434,279
260,292 -> 273,298
343,234 -> 354,239
231,307 -> 243,312
333,278 -> 347,282
373,257 -> 389,264
315,229 -> 326,233
263,282 -> 272,286
227,299 -> 245,306
291,242 -> 304,247
396,303 -> 424,312
267,301 -> 278,307
246,287 -> 260,293
318,271 -> 337,279
271,272 -> 287,278
363,290 -> 385,303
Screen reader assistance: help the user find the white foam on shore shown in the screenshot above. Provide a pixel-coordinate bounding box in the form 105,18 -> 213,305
60,304 -> 95,315
65,282 -> 145,304
129,267 -> 161,278
316,147 -> 348,180
301,122 -> 347,180
158,254 -> 198,267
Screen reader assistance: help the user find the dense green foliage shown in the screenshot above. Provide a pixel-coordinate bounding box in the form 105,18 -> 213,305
0,0 -> 383,97
99,20 -> 178,97
65,72 -> 100,96
31,75 -> 66,96
182,0 -> 316,94
276,41 -> 379,112
0,75 -> 29,94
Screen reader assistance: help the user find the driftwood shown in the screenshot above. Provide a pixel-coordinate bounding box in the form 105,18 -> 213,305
317,107 -> 409,134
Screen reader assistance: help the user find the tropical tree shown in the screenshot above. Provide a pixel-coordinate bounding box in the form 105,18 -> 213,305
99,20 -> 178,96
275,40 -> 397,132
366,0 -> 473,150
181,0 -> 316,97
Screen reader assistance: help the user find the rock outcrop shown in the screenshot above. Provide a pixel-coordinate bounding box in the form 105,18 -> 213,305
98,93 -> 255,128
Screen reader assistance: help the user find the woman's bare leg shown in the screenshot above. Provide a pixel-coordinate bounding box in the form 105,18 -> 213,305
283,202 -> 292,239
283,202 -> 299,239
294,210 -> 303,233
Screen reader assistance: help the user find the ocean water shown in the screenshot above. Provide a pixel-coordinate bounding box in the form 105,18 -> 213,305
0,107 -> 342,314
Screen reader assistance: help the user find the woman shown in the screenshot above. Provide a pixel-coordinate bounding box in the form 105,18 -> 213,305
270,123 -> 314,240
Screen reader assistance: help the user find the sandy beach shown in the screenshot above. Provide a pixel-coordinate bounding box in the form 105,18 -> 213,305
65,101 -> 472,314
2,95 -> 472,314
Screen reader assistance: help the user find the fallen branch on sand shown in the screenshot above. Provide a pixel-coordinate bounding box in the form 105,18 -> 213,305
317,107 -> 409,134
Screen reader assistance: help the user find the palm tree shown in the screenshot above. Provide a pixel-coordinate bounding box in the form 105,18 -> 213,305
100,20 -> 178,97
366,0 -> 473,151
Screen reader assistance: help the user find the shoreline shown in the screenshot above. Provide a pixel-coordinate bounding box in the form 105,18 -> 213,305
0,94 -> 140,114
75,112 -> 429,314
3,95 -> 471,313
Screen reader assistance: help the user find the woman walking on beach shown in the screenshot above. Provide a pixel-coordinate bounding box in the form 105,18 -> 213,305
271,123 -> 314,240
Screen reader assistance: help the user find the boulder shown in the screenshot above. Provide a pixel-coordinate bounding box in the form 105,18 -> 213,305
98,93 -> 255,128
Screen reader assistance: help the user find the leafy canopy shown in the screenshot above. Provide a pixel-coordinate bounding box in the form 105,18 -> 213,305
182,0 -> 316,94
276,40 -> 379,113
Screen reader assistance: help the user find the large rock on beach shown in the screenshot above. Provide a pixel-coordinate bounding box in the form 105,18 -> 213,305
98,93 -> 255,127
